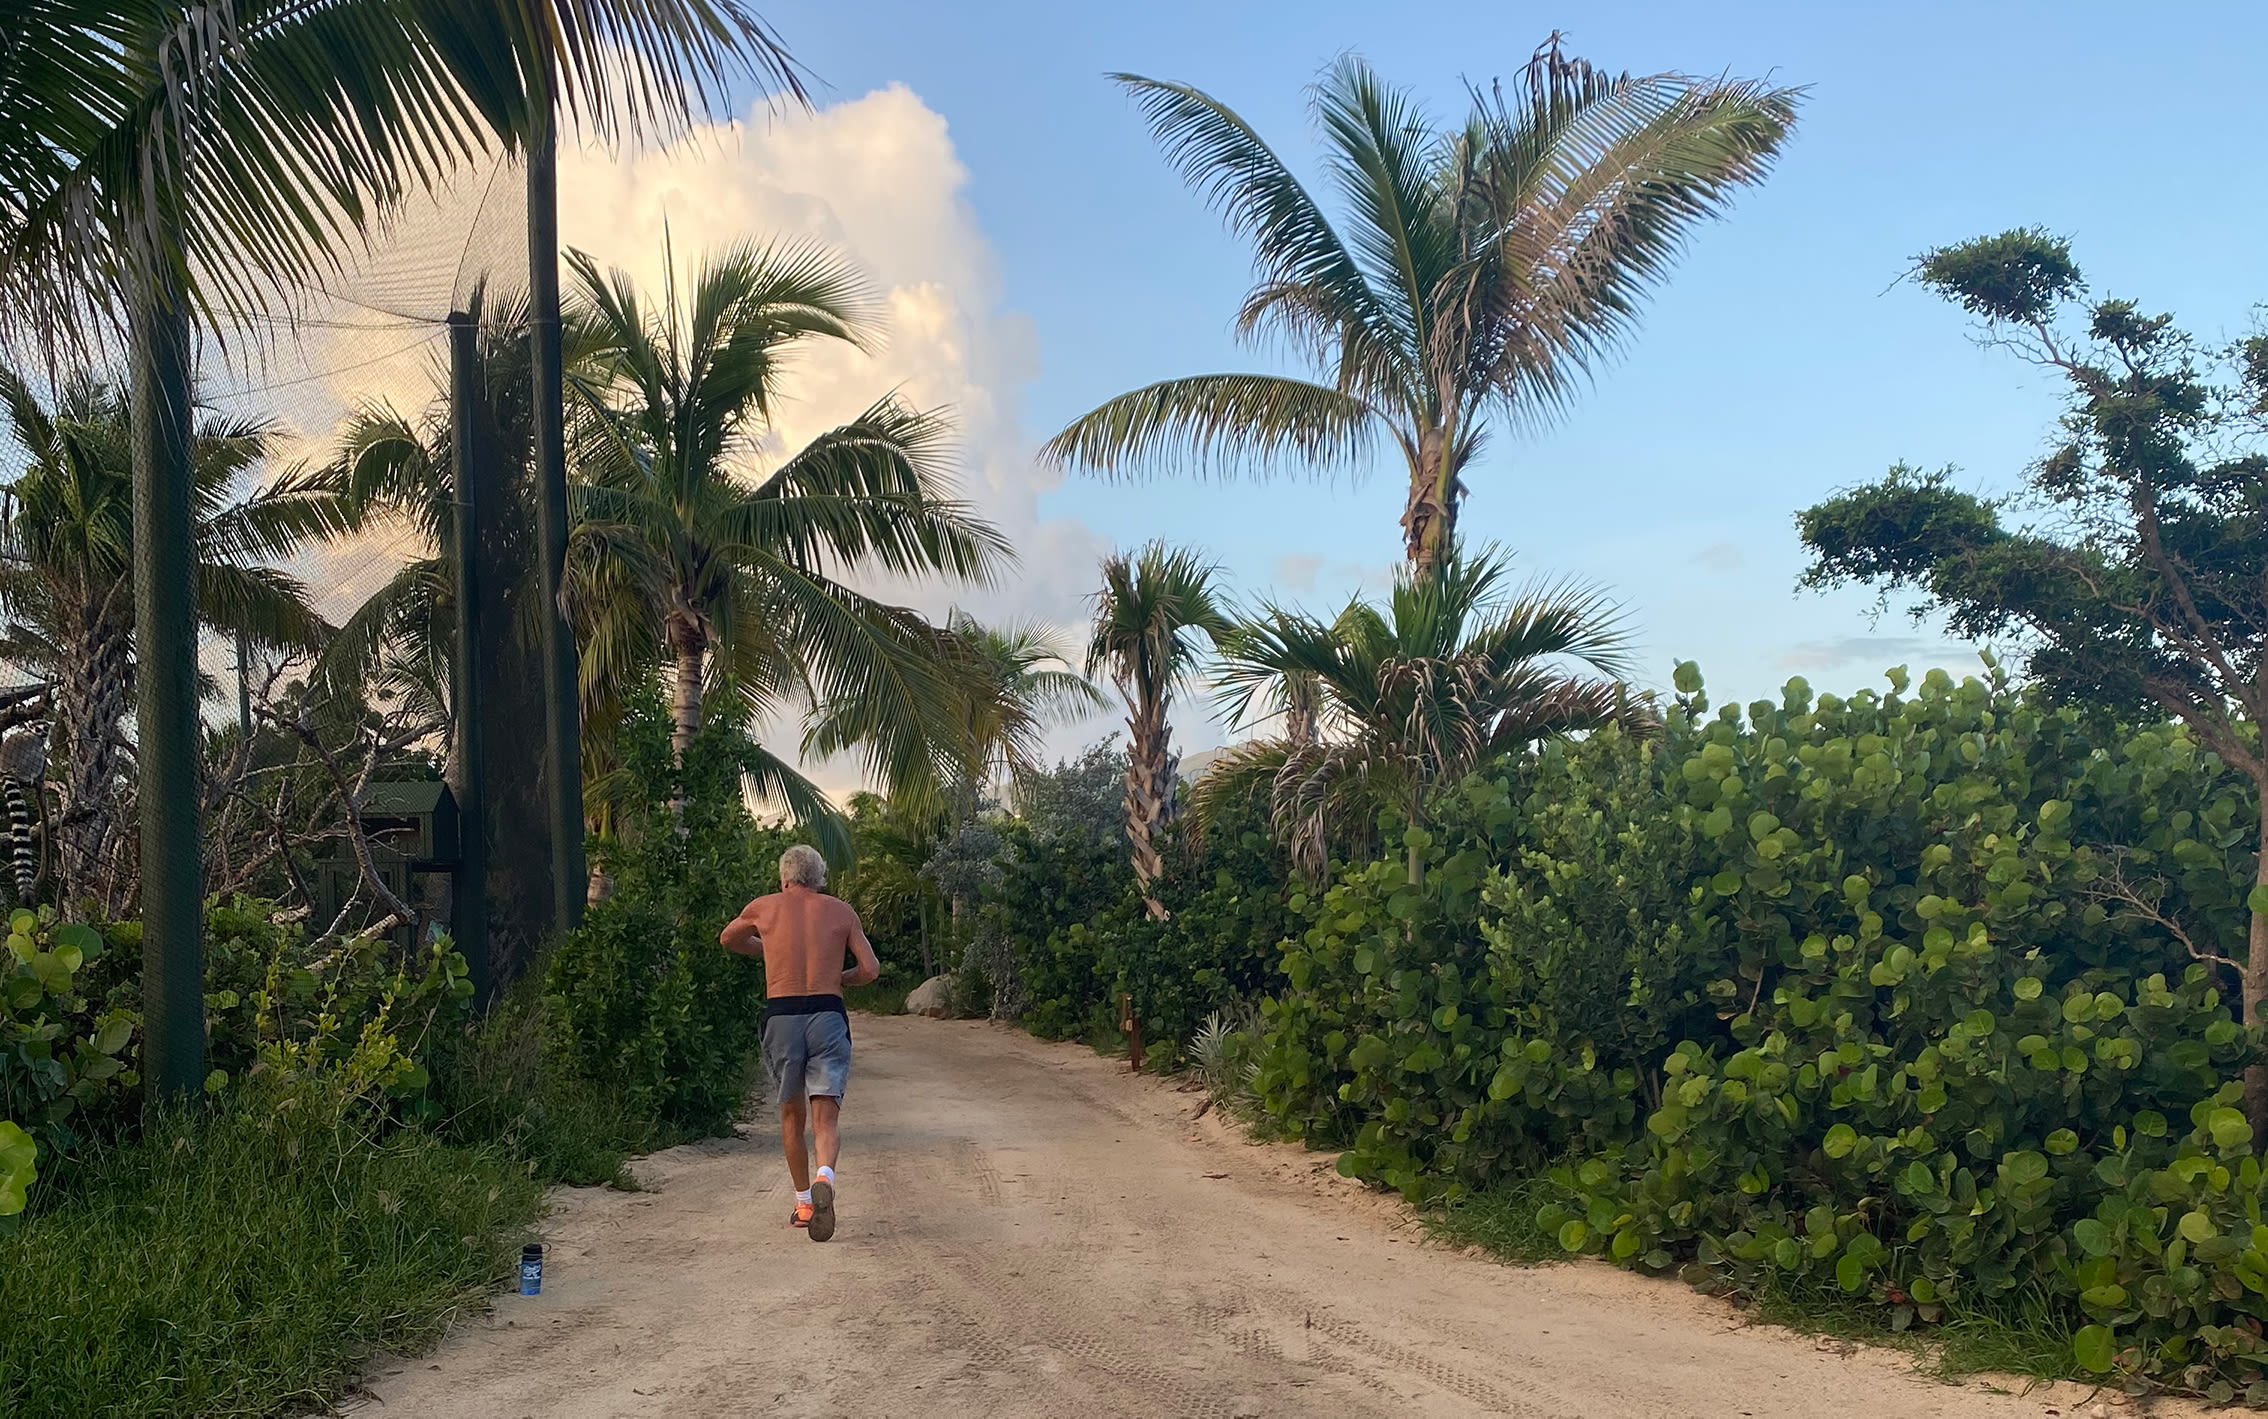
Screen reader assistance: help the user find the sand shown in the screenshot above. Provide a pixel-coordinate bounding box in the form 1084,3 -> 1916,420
349,1014 -> 2181,1418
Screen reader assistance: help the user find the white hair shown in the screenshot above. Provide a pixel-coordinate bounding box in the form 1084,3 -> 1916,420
779,844 -> 827,889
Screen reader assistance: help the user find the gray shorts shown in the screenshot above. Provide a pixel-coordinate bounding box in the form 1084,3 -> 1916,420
762,1009 -> 852,1103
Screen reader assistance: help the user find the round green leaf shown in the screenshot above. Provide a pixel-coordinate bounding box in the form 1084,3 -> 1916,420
2073,1324 -> 2116,1375
1558,1220 -> 1590,1252
2209,1107 -> 2252,1152
1835,1253 -> 1866,1292
0,1120 -> 35,1217
1822,1123 -> 1858,1159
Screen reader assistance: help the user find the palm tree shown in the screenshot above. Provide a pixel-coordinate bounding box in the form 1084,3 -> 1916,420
305,290 -> 596,767
564,238 -> 1013,812
930,612 -> 1102,814
836,789 -> 948,977
1043,41 -> 1799,572
0,368 -> 337,915
1202,544 -> 1649,884
1087,543 -> 1228,918
0,0 -> 802,1095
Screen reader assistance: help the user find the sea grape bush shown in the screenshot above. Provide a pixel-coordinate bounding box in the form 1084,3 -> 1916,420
1245,661 -> 2268,1396
2,909 -> 131,1218
3,898 -> 472,1220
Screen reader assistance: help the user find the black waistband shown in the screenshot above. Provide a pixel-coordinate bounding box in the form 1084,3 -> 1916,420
765,993 -> 847,1019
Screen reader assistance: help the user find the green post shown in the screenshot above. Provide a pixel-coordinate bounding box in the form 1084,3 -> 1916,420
527,111 -> 586,935
130,268 -> 205,1100
448,311 -> 491,1005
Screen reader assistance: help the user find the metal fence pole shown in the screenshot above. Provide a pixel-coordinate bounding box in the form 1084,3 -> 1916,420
130,265 -> 204,1100
448,311 -> 491,1006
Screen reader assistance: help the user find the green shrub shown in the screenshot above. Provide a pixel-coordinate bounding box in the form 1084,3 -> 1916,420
6,899 -> 470,1218
427,968 -> 655,1187
0,1084 -> 540,1419
992,798 -> 1296,1068
3,910 -> 134,1214
545,689 -> 787,1136
1262,660 -> 2268,1396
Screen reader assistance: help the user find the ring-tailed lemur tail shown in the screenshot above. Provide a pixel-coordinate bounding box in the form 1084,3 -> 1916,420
2,779 -> 31,900
0,728 -> 48,906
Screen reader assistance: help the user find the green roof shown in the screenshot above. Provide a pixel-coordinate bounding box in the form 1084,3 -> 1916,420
356,781 -> 451,816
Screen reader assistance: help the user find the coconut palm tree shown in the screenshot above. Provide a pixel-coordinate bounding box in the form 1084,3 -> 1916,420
564,238 -> 1013,806
1043,41 -> 1799,572
1087,543 -> 1228,918
0,367 -> 337,914
1202,544 -> 1649,884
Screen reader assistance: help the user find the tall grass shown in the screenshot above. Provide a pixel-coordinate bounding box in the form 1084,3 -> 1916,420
0,1096 -> 541,1419
429,972 -> 658,1188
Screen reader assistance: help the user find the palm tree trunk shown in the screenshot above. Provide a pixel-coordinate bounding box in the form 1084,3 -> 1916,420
54,605 -> 131,914
668,619 -> 706,763
1401,427 -> 1454,572
1126,696 -> 1173,920
1284,671 -> 1319,748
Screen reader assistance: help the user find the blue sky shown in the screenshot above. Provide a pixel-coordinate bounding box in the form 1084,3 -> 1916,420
739,0 -> 2266,740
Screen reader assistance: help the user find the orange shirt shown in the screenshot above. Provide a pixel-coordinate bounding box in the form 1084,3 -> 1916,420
726,887 -> 872,998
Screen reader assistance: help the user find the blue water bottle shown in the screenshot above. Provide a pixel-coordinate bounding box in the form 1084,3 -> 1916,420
519,1243 -> 544,1295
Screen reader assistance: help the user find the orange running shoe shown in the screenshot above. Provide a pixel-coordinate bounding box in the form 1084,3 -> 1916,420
807,1179 -> 836,1243
791,1200 -> 814,1228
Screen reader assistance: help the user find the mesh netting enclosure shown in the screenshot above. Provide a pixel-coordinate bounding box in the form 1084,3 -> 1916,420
225,150 -> 557,985
0,147 -> 560,983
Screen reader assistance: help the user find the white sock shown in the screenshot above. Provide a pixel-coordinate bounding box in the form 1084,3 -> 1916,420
796,1188 -> 812,1206
816,1166 -> 835,1186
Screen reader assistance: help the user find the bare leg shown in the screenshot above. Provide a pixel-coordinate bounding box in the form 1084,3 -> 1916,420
779,1095 -> 811,1191
811,1096 -> 842,1175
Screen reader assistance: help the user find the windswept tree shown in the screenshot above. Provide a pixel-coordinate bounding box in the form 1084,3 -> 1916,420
1043,40 -> 1799,571
1202,545 -> 1646,884
0,369 -> 338,914
1796,229 -> 2268,1130
1088,543 -> 1228,917
564,238 -> 1012,821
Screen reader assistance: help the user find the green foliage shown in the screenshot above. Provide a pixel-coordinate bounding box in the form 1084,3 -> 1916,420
1259,660 -> 2268,1397
989,781 -> 1296,1068
426,968 -> 656,1189
0,1085 -> 540,1419
1914,228 -> 2083,324
546,688 -> 790,1136
3,909 -> 134,1198
1797,232 -> 2268,839
6,896 -> 474,1219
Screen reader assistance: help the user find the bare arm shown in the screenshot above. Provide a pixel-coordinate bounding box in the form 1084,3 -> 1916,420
843,918 -> 881,989
720,901 -> 763,955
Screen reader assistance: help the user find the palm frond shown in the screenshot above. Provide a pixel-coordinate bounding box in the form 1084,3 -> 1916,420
1042,373 -> 1379,481
1,1 -> 807,347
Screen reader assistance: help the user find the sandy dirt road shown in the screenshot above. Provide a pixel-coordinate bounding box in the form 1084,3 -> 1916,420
353,1015 -> 2167,1419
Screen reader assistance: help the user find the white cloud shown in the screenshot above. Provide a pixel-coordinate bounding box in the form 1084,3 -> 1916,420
1273,553 -> 1323,595
203,87 -> 1116,796
555,87 -> 1112,792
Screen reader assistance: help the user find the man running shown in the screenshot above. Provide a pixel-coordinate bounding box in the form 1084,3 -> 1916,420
720,844 -> 880,1242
